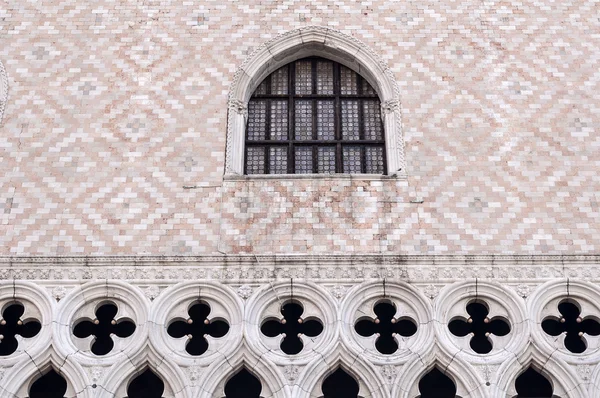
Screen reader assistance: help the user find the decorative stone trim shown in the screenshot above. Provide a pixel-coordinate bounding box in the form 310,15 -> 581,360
529,279 -> 600,363
225,26 -> 407,177
53,281 -> 149,366
0,278 -> 599,397
0,60 -> 7,125
1,254 -> 599,282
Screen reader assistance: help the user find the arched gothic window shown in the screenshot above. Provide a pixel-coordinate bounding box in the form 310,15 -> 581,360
245,57 -> 386,175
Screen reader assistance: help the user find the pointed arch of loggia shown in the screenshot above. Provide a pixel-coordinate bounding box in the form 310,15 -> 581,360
296,344 -> 389,398
0,346 -> 91,398
396,344 -> 486,398
196,343 -> 286,398
225,25 -> 406,176
97,345 -> 189,398
495,344 -> 586,398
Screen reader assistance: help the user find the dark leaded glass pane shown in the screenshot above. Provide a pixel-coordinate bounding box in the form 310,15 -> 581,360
340,66 -> 357,95
366,146 -> 385,174
269,146 -> 288,174
363,100 -> 383,140
295,100 -> 313,140
317,100 -> 335,140
271,66 -> 288,95
247,100 -> 267,140
316,61 -> 334,95
343,146 -> 362,173
295,147 -> 313,174
317,146 -> 336,173
295,60 -> 312,95
361,78 -> 377,96
254,80 -> 268,95
246,147 -> 265,174
341,100 -> 360,140
270,100 -> 288,140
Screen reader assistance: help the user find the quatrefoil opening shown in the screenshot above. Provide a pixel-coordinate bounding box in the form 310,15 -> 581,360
354,301 -> 417,354
260,301 -> 324,355
541,299 -> 600,354
0,302 -> 42,356
167,301 -> 230,356
448,300 -> 510,354
73,302 -> 136,356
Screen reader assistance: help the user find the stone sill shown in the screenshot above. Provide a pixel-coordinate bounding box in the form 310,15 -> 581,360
223,172 -> 408,182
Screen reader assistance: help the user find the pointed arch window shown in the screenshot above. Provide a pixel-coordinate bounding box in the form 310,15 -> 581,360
245,57 -> 386,175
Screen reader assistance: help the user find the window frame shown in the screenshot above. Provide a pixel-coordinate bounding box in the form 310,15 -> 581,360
225,26 -> 406,178
244,57 -> 387,175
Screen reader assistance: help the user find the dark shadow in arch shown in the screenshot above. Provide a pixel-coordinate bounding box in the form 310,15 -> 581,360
29,369 -> 67,398
416,367 -> 461,398
512,367 -> 561,398
125,368 -> 165,398
223,368 -> 263,398
321,368 -> 361,398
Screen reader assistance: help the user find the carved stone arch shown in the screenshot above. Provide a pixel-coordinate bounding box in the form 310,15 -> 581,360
298,346 -> 389,398
54,280 -> 149,365
148,281 -> 244,366
434,280 -> 529,364
226,25 -> 406,176
340,280 -> 434,364
0,281 -> 55,365
529,279 -> 600,362
245,281 -> 338,364
495,346 -> 584,398
1,346 -> 91,398
586,363 -> 600,397
196,347 -> 285,398
0,59 -> 7,125
98,346 -> 190,398
396,345 -> 485,398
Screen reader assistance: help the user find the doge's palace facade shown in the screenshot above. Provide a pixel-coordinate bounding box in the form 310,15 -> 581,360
1,1 -> 599,397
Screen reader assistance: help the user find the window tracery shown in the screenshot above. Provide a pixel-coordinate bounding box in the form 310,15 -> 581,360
1,279 -> 596,398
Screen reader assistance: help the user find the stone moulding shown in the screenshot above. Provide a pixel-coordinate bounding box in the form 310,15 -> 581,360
0,60 -> 7,125
225,25 -> 407,177
0,255 -> 598,283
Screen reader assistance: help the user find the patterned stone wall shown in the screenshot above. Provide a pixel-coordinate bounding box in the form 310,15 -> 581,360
0,0 -> 598,255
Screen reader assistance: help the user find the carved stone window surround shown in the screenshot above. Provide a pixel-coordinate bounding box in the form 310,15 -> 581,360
226,26 -> 406,177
